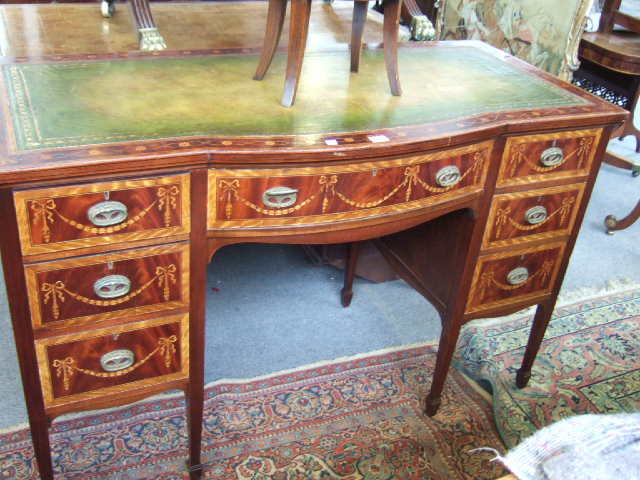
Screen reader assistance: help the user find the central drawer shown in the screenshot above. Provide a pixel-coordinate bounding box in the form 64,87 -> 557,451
208,142 -> 492,229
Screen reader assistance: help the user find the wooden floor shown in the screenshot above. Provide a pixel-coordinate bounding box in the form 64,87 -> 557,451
0,1 -> 407,56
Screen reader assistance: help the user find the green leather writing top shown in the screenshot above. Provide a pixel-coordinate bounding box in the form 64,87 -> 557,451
3,45 -> 586,152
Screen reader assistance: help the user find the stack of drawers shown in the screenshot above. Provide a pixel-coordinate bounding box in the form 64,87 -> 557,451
13,173 -> 191,418
465,128 -> 602,316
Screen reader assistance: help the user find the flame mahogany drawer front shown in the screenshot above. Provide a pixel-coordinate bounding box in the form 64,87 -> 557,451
35,315 -> 189,408
482,184 -> 586,249
498,129 -> 602,186
466,242 -> 566,314
25,244 -> 190,331
14,174 -> 191,256
208,142 -> 492,229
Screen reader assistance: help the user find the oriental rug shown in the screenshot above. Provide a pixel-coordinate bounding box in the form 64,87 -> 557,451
454,284 -> 640,449
0,344 -> 508,479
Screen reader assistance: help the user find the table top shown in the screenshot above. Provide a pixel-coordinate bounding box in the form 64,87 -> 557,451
0,41 -> 626,185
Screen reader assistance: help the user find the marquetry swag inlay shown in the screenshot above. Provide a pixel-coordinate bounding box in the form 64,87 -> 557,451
508,137 -> 593,175
479,261 -> 555,300
52,335 -> 178,391
494,198 -> 575,236
28,185 -> 180,242
41,265 -> 177,320
219,152 -> 486,218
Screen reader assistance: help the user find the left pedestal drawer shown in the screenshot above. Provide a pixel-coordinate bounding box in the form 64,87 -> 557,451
25,244 -> 190,331
14,174 -> 190,256
35,314 -> 189,410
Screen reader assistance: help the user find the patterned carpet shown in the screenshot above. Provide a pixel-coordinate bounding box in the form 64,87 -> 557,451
0,344 -> 507,479
454,285 -> 640,448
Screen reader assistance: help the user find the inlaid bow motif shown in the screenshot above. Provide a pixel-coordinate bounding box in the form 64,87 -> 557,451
52,335 -> 178,391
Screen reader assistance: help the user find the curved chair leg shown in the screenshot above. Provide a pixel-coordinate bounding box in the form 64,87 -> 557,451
382,0 -> 403,96
605,199 -> 640,234
351,1 -> 368,73
282,0 -> 313,107
254,0 -> 289,81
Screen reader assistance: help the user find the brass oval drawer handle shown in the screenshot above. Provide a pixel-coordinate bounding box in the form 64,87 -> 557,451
100,349 -> 135,372
93,275 -> 132,299
262,186 -> 299,208
525,206 -> 548,225
435,165 -> 462,187
87,200 -> 129,227
507,267 -> 529,285
540,147 -> 564,167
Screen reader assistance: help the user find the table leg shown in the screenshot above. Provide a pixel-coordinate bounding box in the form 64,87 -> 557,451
254,0 -> 289,81
282,0 -> 313,107
128,0 -> 167,51
341,241 -> 362,307
383,0 -> 402,96
424,318 -> 461,416
515,303 -> 551,388
351,1 -> 369,73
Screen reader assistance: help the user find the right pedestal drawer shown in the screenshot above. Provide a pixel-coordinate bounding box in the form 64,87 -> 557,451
466,242 -> 566,314
482,184 -> 586,249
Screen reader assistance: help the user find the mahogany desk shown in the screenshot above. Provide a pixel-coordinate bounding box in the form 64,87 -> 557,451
0,42 -> 626,478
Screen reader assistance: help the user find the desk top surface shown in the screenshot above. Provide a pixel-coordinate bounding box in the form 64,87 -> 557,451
0,41 -> 626,184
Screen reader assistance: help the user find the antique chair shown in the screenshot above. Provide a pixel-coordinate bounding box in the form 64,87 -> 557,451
433,0 -> 594,81
573,0 -> 639,233
253,0 -> 404,107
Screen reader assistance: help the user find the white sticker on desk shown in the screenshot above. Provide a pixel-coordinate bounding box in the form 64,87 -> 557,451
368,135 -> 390,143
324,138 -> 339,146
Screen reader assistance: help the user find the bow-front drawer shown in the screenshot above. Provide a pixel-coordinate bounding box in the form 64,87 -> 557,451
35,314 -> 188,409
498,129 -> 601,186
14,174 -> 190,256
25,244 -> 189,331
483,184 -> 586,249
208,142 -> 492,229
466,242 -> 566,314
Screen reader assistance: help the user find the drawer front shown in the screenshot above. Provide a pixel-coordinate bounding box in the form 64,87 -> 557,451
26,244 -> 189,330
208,142 -> 492,229
483,184 -> 585,249
36,315 -> 188,407
466,243 -> 566,314
498,129 -> 601,186
15,174 -> 190,256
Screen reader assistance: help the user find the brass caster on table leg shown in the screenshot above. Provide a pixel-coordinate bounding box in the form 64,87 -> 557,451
515,369 -> 530,389
424,394 -> 441,417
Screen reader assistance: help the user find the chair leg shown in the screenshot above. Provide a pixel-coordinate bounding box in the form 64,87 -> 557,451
254,0 -> 289,80
605,199 -> 640,234
282,0 -> 313,107
382,0 -> 403,96
128,0 -> 167,51
351,1 -> 368,73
